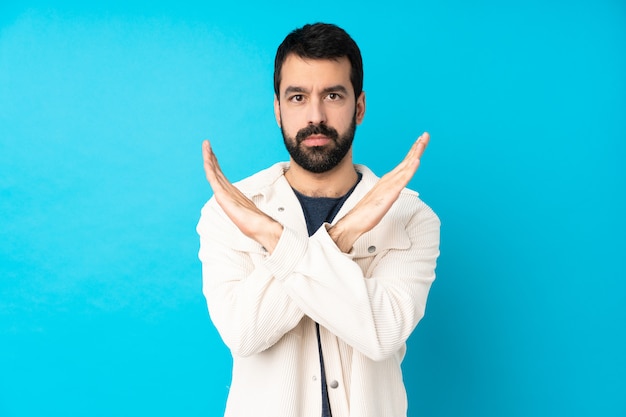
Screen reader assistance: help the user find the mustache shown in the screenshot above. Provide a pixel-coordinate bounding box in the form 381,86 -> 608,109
295,124 -> 339,144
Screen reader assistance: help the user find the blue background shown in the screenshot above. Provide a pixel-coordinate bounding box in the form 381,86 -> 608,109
1,1 -> 624,416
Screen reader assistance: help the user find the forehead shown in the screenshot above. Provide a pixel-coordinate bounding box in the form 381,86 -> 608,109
279,54 -> 353,94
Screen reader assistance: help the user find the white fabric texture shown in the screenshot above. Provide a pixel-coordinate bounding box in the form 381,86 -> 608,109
197,162 -> 440,417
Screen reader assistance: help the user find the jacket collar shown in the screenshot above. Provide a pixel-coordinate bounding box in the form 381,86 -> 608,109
235,162 -> 380,201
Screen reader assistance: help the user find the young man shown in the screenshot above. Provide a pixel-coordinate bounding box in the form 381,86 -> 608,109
197,23 -> 440,417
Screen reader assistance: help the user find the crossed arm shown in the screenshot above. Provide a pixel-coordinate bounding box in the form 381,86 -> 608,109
199,133 -> 435,358
202,132 -> 430,253
199,201 -> 440,359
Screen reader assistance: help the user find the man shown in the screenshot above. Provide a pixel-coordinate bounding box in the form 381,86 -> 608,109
197,23 -> 440,417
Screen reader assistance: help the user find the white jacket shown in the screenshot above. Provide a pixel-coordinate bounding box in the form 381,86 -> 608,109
197,162 -> 440,417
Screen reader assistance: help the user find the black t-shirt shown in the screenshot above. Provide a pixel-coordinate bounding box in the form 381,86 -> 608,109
291,173 -> 362,417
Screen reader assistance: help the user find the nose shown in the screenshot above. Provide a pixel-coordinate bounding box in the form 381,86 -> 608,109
307,98 -> 326,125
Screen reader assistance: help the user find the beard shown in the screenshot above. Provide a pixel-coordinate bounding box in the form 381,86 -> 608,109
281,114 -> 357,174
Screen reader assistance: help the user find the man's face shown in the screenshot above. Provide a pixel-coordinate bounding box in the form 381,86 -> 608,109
274,54 -> 365,173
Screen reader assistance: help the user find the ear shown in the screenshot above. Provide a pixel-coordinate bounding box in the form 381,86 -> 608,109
355,91 -> 366,125
274,95 -> 282,127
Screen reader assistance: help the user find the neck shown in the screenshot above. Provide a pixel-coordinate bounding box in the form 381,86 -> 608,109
285,153 -> 358,198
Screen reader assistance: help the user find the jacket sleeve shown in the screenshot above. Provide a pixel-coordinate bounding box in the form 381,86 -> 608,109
197,198 -> 305,357
264,194 -> 441,361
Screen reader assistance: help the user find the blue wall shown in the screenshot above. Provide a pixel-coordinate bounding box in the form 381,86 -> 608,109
1,1 -> 624,416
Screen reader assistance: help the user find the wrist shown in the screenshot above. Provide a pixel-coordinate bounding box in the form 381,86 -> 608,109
256,220 -> 283,254
328,220 -> 360,253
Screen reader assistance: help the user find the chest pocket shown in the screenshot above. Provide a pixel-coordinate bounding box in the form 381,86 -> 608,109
351,220 -> 411,278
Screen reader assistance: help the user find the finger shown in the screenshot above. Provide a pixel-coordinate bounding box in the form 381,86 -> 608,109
394,134 -> 426,173
415,131 -> 430,158
203,141 -> 242,201
203,141 -> 219,177
406,132 -> 430,165
409,132 -> 430,159
384,132 -> 429,184
418,131 -> 430,147
203,140 -> 226,189
202,141 -> 216,174
202,140 -> 214,165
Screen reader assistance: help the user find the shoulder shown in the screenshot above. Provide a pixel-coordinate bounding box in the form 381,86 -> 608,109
233,162 -> 289,197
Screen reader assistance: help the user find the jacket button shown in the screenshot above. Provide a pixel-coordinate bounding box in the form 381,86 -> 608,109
277,207 -> 285,212
329,380 -> 339,389
367,245 -> 376,253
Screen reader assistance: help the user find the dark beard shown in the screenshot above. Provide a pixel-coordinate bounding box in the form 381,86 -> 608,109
281,114 -> 357,174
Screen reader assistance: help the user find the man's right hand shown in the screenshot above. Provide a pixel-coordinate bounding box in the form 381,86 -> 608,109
328,132 -> 430,253
202,140 -> 283,254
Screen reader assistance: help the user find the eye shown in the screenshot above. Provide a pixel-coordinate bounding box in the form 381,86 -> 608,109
289,94 -> 304,103
327,92 -> 342,101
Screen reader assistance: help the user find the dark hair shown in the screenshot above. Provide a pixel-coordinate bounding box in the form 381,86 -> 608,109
274,23 -> 363,100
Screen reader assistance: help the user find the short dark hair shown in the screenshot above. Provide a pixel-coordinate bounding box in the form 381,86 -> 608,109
274,23 -> 363,100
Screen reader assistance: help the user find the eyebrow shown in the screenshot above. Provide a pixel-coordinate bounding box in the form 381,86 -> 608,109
283,85 -> 349,98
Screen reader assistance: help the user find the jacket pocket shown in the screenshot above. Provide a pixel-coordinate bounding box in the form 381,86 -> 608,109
352,221 -> 411,276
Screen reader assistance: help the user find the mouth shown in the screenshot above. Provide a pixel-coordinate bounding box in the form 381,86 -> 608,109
301,135 -> 332,147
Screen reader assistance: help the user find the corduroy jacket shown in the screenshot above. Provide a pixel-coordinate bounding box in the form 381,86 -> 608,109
197,162 -> 440,417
